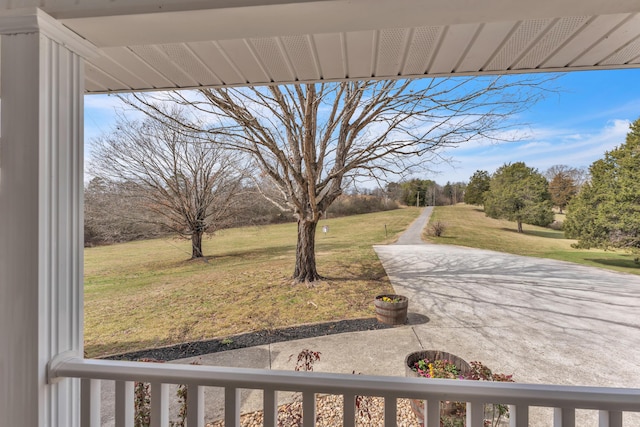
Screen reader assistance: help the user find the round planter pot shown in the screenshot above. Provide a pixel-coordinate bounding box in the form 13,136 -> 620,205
404,350 -> 471,427
373,294 -> 408,325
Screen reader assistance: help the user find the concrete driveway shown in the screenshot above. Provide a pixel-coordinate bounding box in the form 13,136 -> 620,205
374,233 -> 640,425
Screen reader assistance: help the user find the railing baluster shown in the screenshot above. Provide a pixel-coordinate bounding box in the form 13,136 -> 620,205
510,404 -> 529,427
598,410 -> 623,427
150,382 -> 169,427
263,389 -> 278,427
49,357 -> 640,427
225,387 -> 241,427
554,407 -> 576,427
384,396 -> 397,427
466,401 -> 484,427
426,399 -> 440,427
80,378 -> 100,427
302,391 -> 316,426
343,393 -> 356,427
115,380 -> 134,427
186,384 -> 205,427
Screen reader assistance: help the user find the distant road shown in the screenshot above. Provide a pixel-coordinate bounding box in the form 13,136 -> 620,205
394,206 -> 433,245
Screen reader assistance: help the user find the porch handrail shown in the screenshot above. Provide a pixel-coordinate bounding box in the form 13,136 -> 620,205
49,355 -> 640,426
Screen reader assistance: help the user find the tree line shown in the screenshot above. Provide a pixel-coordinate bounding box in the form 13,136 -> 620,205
464,117 -> 640,259
386,179 -> 467,207
84,175 -> 461,248
84,177 -> 400,248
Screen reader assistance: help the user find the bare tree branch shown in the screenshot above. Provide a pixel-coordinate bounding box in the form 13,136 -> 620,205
120,75 -> 555,279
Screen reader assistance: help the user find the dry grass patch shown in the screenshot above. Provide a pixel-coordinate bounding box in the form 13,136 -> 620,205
84,208 -> 420,358
426,204 -> 640,275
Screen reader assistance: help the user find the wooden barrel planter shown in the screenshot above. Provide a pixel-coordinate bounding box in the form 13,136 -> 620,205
404,350 -> 471,427
374,294 -> 408,325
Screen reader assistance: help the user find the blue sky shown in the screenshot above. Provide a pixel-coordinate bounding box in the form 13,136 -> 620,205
84,68 -> 640,186
428,68 -> 640,184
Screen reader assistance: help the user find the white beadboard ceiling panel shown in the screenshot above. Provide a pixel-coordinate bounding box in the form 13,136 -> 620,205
84,76 -> 104,93
541,14 -> 630,68
88,50 -> 151,89
187,42 -> 242,86
217,39 -> 270,84
129,45 -> 199,87
313,33 -> 345,80
345,30 -> 375,78
571,14 -> 640,67
95,47 -> 176,90
429,24 -> 480,75
455,21 -> 516,73
601,37 -> 640,66
157,43 -> 219,87
85,63 -> 129,91
38,0 -> 638,93
401,26 -> 443,76
512,16 -> 590,70
375,27 -> 410,77
250,37 -> 295,82
484,19 -> 553,71
281,35 -> 321,81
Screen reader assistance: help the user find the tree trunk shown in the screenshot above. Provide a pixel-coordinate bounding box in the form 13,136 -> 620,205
294,219 -> 321,283
191,231 -> 204,258
517,220 -> 523,233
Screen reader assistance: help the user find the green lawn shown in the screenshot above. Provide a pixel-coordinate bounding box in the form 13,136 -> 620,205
426,204 -> 640,275
84,208 -> 421,357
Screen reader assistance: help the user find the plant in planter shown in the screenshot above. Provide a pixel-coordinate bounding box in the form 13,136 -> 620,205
405,350 -> 513,427
374,294 -> 409,325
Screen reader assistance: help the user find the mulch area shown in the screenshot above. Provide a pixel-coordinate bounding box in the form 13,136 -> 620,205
103,318 -> 393,361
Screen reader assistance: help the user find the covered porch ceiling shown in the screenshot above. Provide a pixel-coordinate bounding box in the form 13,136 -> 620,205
32,0 -> 640,93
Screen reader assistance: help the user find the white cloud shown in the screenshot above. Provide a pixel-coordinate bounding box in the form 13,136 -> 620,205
430,118 -> 631,183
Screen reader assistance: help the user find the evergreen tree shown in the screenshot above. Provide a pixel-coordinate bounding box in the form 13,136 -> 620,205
484,162 -> 554,232
464,170 -> 491,206
564,118 -> 640,252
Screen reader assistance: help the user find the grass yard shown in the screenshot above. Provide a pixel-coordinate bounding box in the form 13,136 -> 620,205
84,208 -> 420,358
426,204 -> 640,275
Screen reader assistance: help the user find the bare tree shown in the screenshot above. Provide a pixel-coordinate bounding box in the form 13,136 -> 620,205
544,164 -> 589,186
123,76 -> 552,281
544,164 -> 587,213
90,107 -> 246,258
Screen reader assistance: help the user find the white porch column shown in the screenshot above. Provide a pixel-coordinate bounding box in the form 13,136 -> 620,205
0,9 -> 96,427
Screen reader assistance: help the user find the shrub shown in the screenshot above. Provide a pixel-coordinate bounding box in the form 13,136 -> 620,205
430,221 -> 446,237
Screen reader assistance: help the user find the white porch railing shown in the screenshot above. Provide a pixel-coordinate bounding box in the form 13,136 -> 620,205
49,355 -> 640,427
